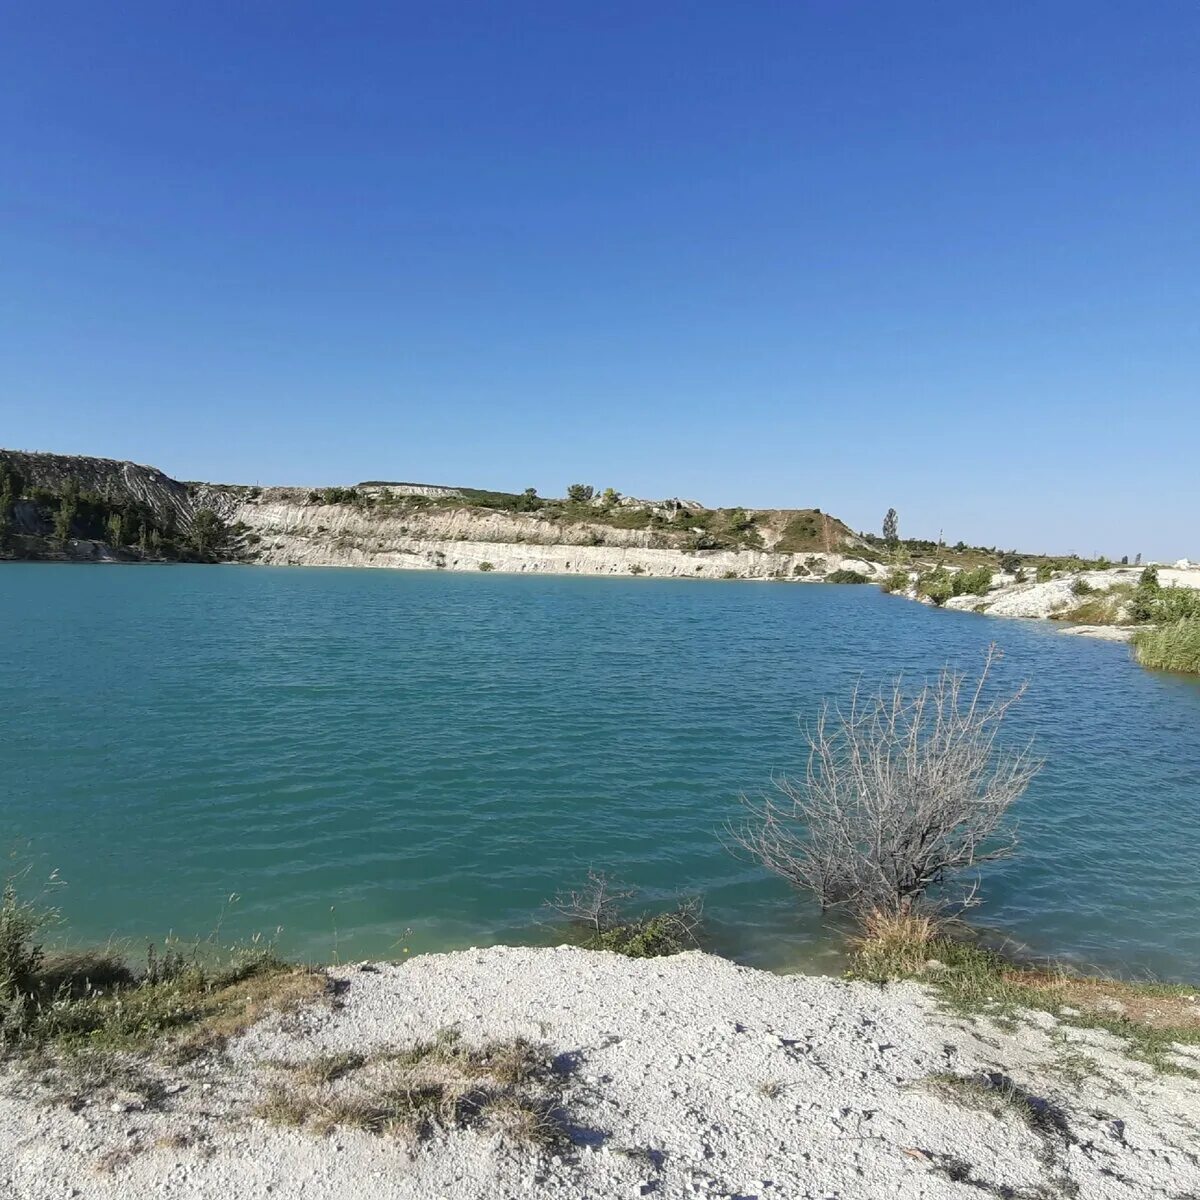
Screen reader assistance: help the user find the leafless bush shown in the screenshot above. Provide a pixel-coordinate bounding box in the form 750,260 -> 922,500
734,645 -> 1041,918
545,870 -> 635,936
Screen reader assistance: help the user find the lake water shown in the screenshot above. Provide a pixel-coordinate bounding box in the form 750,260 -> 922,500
2,564 -> 1199,979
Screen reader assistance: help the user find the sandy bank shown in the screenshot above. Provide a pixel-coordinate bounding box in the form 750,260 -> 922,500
3,946 -> 1197,1199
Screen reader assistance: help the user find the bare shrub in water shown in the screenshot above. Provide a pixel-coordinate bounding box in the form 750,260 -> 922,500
734,645 -> 1041,918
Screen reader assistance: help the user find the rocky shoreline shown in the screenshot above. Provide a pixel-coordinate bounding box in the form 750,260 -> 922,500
2,946 -> 1197,1199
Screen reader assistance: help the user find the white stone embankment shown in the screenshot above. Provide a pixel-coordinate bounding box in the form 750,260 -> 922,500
232,499 -> 882,582
901,566 -> 1200,642
2,947 -> 1197,1199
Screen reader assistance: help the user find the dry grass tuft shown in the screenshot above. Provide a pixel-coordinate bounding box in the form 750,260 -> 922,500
255,1032 -> 566,1147
849,918 -> 1200,1075
279,1050 -> 365,1086
848,907 -> 945,977
175,967 -> 330,1058
926,1070 -> 1069,1141
1001,969 -> 1200,1033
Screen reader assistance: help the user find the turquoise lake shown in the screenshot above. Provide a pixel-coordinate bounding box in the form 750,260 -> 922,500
2,564 -> 1199,978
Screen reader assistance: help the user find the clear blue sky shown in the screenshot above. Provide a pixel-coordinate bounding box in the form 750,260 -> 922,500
2,3 -> 1197,558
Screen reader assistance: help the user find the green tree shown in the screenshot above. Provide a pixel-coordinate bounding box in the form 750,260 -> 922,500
882,508 -> 899,547
106,511 -> 125,547
190,509 -> 225,556
0,472 -> 14,552
566,484 -> 594,503
53,484 -> 77,548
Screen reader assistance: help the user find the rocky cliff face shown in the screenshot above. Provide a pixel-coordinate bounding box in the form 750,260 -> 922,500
0,449 -> 883,581
230,491 -> 879,580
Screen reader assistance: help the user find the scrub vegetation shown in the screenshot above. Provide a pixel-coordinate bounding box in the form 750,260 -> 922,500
0,882 -> 323,1060
545,870 -> 703,957
0,463 -> 228,562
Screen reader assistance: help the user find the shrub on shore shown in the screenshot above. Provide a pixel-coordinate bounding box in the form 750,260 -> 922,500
545,870 -> 701,957
826,568 -> 868,584
952,566 -> 994,597
1133,617 -> 1200,674
880,568 -> 911,594
916,567 -> 953,606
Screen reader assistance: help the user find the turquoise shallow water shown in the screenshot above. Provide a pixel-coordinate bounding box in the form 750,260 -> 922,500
2,564 -> 1199,978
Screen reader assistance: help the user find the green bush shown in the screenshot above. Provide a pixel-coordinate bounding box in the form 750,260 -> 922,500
952,566 -> 993,597
1134,617 -> 1200,674
1035,564 -> 1053,584
1155,588 -> 1200,623
590,908 -> 701,958
546,873 -> 701,958
478,561 -> 495,572
880,568 -> 911,594
917,568 -> 953,606
826,569 -> 868,584
1071,577 -> 1094,597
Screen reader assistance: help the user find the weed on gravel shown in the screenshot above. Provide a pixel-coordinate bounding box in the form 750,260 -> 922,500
848,911 -> 1200,1076
255,1028 -> 568,1148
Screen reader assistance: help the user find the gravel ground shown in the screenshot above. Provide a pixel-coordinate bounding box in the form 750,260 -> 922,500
2,946 -> 1198,1199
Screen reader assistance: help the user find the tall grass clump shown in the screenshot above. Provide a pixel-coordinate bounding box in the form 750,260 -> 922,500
734,645 -> 1041,919
1133,617 -> 1200,675
0,871 -> 319,1057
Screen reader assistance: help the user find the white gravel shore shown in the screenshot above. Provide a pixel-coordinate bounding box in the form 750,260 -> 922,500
2,946 -> 1198,1199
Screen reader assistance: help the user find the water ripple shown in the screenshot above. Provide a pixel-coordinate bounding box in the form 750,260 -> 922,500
1,564 -> 1199,977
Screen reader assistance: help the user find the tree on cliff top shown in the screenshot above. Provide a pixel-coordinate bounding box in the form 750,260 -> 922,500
882,508 -> 899,547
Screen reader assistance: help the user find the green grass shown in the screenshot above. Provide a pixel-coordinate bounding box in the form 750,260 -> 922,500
1133,616 -> 1200,674
0,884 -> 324,1059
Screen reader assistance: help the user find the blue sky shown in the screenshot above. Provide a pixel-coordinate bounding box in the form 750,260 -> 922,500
2,2 -> 1197,558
